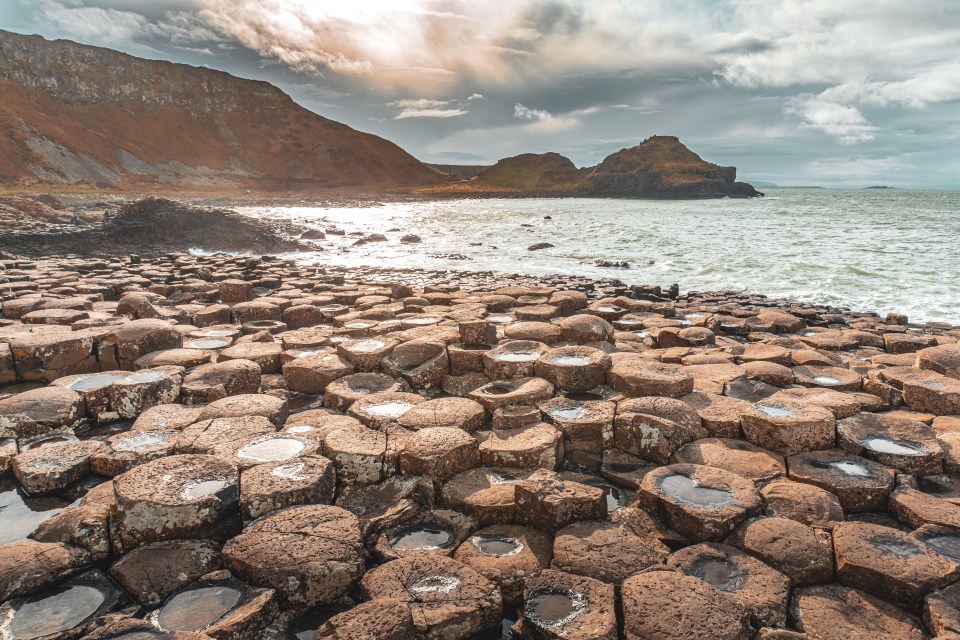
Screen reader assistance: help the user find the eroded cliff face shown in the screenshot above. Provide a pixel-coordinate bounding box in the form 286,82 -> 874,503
0,30 -> 445,192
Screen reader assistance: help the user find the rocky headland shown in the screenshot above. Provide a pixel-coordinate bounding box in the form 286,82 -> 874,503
428,136 -> 762,199
1,239 -> 960,639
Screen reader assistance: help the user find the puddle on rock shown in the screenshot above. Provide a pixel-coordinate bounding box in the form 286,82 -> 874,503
389,525 -> 454,552
495,352 -> 539,362
67,372 -> 128,391
348,340 -> 385,352
921,535 -> 960,561
811,376 -> 841,385
863,437 -> 922,456
112,430 -> 173,452
690,557 -> 742,591
156,584 -> 243,632
0,479 -> 78,544
549,405 -> 587,420
871,537 -> 920,557
482,385 -> 514,396
472,535 -> 524,557
552,355 -> 590,366
659,475 -> 733,508
236,437 -> 305,462
596,306 -> 622,314
410,576 -> 460,595
363,401 -> 415,418
486,315 -> 515,324
753,404 -> 793,418
271,462 -> 307,480
525,588 -> 586,628
186,339 -> 230,349
183,478 -> 232,500
8,582 -> 108,639
126,370 -> 167,383
487,471 -> 520,484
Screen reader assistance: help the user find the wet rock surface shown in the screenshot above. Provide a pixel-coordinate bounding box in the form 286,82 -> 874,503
1,251 -> 959,637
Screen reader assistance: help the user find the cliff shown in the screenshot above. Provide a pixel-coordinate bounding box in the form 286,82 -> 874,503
0,30 -> 445,193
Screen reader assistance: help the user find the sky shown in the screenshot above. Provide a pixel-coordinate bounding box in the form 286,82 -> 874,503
2,0 -> 959,187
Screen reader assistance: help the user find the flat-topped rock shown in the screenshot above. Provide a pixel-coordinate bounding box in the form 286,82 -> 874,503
638,463 -> 762,542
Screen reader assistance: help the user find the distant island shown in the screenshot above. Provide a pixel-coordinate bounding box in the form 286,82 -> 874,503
0,30 -> 759,200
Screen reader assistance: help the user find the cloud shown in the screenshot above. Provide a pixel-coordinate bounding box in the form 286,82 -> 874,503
805,155 -> 910,183
388,98 -> 468,119
785,95 -> 877,143
514,103 -> 552,121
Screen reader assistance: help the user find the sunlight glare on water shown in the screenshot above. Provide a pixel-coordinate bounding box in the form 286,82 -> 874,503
237,188 -> 960,322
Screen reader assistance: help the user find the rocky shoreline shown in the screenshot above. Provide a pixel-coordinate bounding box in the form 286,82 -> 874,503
1,246 -> 960,639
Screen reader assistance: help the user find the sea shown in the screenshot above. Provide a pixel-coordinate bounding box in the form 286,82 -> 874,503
236,188 -> 960,324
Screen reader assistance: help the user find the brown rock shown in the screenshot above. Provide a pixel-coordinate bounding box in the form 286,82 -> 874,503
727,516 -> 834,586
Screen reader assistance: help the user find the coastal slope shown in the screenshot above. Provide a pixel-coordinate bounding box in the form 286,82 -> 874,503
0,30 -> 445,193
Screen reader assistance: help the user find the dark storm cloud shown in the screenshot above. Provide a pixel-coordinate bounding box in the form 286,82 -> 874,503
1,0 -> 958,186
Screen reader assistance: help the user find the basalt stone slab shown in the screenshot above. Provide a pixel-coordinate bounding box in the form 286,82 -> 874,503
113,454 -> 240,550
469,378 -> 555,416
637,463 -> 762,542
515,569 -> 617,640
917,343 -> 960,379
0,385 -> 84,438
180,359 -> 261,405
348,391 -> 426,429
323,425 -> 406,485
551,519 -> 668,584
924,580 -> 960,638
672,437 -> 786,486
765,387 -> 862,420
374,509 -> 475,562
316,598 -> 416,640
381,339 -> 449,391
606,357 -> 694,398
239,455 -> 335,522
0,569 -> 120,640
90,429 -> 177,477
613,397 -> 707,464
223,505 -> 363,607
483,340 -> 550,380
889,486 -> 960,531
454,524 -> 553,606
397,397 -> 486,433
198,394 -> 289,427
559,315 -> 614,345
514,469 -> 606,534
81,618 -> 213,639
109,366 -> 183,419
7,330 -> 99,383
51,371 -> 132,422
741,401 -> 836,457
837,411 -> 943,475
399,427 -> 480,483
0,539 -> 92,602
726,516 -> 834,586
337,475 -> 435,540
215,433 -> 318,471
13,439 -> 103,495
174,416 -> 276,457
534,346 -> 612,393
787,449 -> 895,512
441,467 -> 532,527
360,555 -> 502,640
790,584 -> 928,640
103,319 -> 182,370
903,372 -> 960,416
621,570 -> 752,640
479,423 -> 563,471
833,521 -> 960,613
680,391 -> 749,438
761,479 -> 845,530
133,403 -> 203,432
324,372 -> 408,412
31,502 -> 111,561
109,539 -> 223,607
666,542 -> 791,628
148,570 -> 278,639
